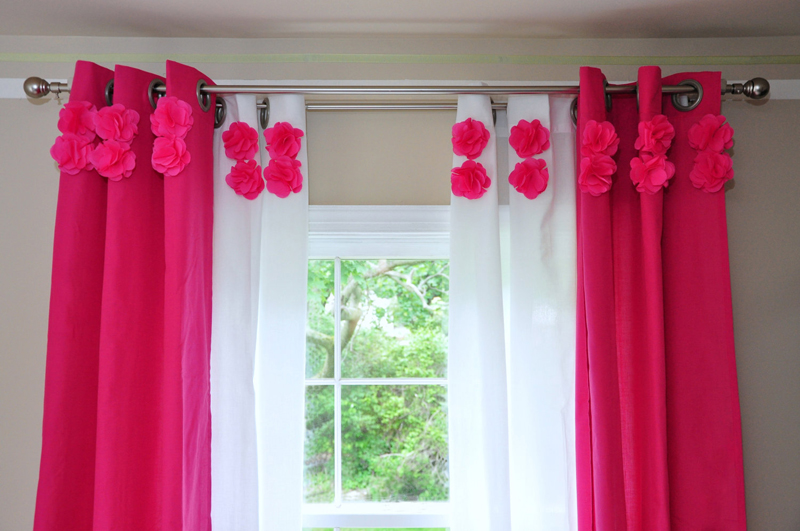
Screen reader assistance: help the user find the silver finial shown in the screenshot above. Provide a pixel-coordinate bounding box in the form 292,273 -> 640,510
23,76 -> 50,98
743,77 -> 770,99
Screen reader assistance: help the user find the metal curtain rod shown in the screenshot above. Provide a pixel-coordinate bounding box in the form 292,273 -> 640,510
23,76 -> 771,102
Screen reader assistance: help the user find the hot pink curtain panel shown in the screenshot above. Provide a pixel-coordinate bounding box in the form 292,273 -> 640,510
575,66 -> 746,530
34,61 -> 215,530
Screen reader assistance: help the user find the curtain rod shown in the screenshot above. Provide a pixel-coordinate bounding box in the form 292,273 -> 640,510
23,76 -> 771,102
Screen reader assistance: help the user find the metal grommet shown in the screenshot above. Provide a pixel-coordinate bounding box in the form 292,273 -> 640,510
196,79 -> 211,112
148,79 -> 165,110
672,79 -> 703,112
603,79 -> 612,112
570,97 -> 578,127
104,79 -> 114,106
214,98 -> 227,129
259,98 -> 270,129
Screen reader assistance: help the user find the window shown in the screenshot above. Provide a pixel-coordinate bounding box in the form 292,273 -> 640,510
302,206 -> 451,530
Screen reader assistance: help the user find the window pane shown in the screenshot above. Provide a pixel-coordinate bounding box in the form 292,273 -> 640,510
307,260 -> 336,379
340,260 -> 449,379
342,385 -> 449,502
304,385 -> 335,502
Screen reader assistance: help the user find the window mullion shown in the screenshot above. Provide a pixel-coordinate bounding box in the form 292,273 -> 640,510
333,257 -> 343,507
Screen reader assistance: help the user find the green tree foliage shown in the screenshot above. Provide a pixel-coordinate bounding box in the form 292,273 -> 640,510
304,260 -> 450,504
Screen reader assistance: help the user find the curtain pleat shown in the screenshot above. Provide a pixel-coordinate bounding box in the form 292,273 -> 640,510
506,95 -> 578,531
211,94 -> 262,529
93,65 -> 166,529
163,61 -> 215,531
255,94 -> 309,531
34,60 -> 112,531
448,94 -> 511,531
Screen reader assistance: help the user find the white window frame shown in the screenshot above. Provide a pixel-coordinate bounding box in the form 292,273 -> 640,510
304,205 -> 451,530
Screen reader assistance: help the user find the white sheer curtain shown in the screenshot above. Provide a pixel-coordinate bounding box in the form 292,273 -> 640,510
210,94 -> 308,531
449,94 -> 578,531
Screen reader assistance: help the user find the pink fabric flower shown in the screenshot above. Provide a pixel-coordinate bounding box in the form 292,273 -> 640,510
689,150 -> 734,192
688,114 -> 734,153
226,159 -> 265,200
264,122 -> 304,159
150,96 -> 194,139
630,153 -> 676,194
88,140 -> 136,181
451,160 -> 491,200
581,120 -> 619,157
634,114 -> 675,156
509,119 -> 550,158
451,118 -> 490,160
222,121 -> 259,161
94,104 -> 139,143
152,136 -> 190,177
264,155 -> 303,198
578,153 -> 616,196
57,101 -> 97,141
509,158 -> 549,200
50,133 -> 94,175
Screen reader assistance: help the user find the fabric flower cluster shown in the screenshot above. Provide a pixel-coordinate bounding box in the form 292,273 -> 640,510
222,122 -> 264,199
150,96 -> 193,177
578,120 -> 619,196
450,118 -> 491,199
263,122 -> 304,198
50,101 -> 140,181
629,114 -> 676,194
688,114 -> 735,192
508,119 -> 551,199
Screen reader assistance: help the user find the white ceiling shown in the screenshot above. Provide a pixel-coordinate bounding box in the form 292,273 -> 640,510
2,0 -> 799,39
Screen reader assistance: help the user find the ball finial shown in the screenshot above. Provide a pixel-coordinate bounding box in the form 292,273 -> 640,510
23,77 -> 50,98
743,77 -> 770,100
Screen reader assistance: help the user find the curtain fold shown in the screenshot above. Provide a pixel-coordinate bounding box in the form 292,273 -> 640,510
34,60 -> 112,531
575,65 -> 746,530
448,94 -> 511,531
506,94 -> 578,531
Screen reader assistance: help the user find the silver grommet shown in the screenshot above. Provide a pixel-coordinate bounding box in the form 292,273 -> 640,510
603,79 -> 612,112
148,79 -> 165,110
214,98 -> 227,129
259,98 -> 270,129
105,79 -> 114,106
570,98 -> 578,127
196,79 -> 211,112
672,79 -> 703,112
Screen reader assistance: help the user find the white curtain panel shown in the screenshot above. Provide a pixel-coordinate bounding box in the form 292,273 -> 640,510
254,94 -> 309,531
211,94 -> 263,530
506,95 -> 578,531
449,94 -> 512,531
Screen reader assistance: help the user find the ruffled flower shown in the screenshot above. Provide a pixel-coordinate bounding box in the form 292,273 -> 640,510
88,140 -> 136,181
579,153 -> 616,196
452,118 -> 490,160
57,101 -> 97,141
222,121 -> 259,161
451,160 -> 491,199
264,122 -> 304,159
688,114 -> 734,153
152,136 -> 190,177
226,159 -> 265,200
581,120 -> 619,157
689,150 -> 733,192
630,153 -> 676,194
50,133 -> 94,175
509,119 -> 550,158
150,96 -> 194,139
94,104 -> 139,143
264,155 -> 303,198
509,158 -> 549,200
634,114 -> 675,156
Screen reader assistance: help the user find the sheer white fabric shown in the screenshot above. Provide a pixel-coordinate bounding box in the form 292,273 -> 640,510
211,94 -> 262,530
449,94 -> 512,531
506,95 -> 578,531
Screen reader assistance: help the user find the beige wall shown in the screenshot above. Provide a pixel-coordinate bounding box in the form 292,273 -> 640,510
1,36 -> 799,530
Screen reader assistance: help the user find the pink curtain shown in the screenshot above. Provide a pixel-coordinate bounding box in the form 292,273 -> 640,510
575,66 -> 747,530
34,61 -> 214,530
